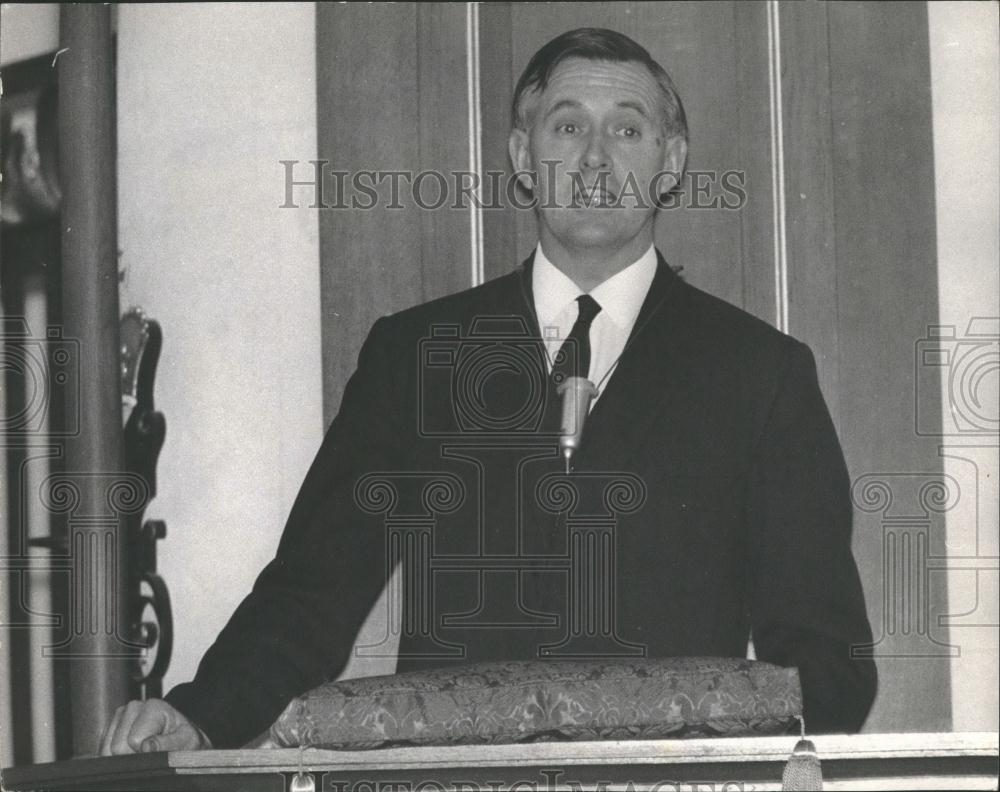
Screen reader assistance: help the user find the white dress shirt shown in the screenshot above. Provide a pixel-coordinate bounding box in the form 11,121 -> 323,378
532,243 -> 657,403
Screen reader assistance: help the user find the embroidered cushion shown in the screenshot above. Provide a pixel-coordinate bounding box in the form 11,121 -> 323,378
269,657 -> 801,750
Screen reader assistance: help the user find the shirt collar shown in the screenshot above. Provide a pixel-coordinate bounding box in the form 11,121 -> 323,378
532,243 -> 658,331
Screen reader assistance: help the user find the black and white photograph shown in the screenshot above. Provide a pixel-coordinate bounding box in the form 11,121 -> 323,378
1,2 -> 997,790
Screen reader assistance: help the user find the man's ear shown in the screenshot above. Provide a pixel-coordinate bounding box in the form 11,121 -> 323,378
655,135 -> 688,197
508,128 -> 535,191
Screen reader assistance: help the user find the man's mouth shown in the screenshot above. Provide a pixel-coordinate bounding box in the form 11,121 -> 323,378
571,186 -> 617,208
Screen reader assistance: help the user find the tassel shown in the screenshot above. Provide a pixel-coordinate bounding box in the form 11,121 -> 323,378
288,774 -> 316,792
781,717 -> 822,791
288,746 -> 317,792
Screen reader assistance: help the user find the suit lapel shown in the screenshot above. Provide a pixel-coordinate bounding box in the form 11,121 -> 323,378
574,252 -> 688,472
514,252 -> 542,337
491,250 -> 690,472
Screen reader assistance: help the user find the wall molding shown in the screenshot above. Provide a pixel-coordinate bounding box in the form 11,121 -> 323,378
466,2 -> 484,287
766,0 -> 789,333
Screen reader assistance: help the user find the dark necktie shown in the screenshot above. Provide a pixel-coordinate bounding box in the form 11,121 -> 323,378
550,294 -> 602,388
535,294 -> 602,615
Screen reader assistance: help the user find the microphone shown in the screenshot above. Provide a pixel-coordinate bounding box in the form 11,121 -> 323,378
556,376 -> 598,473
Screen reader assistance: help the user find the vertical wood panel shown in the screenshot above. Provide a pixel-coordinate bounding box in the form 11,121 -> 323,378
317,4 -> 470,425
736,0 -> 779,327
417,4 -> 475,302
826,0 -> 951,732
779,1 -> 840,422
642,1 -> 752,310
478,2 -> 517,282
317,4 -> 419,425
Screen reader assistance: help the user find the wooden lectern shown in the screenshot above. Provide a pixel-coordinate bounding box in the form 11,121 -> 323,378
3,732 -> 997,791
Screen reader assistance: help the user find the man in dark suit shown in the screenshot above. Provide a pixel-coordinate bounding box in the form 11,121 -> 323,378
101,27 -> 876,755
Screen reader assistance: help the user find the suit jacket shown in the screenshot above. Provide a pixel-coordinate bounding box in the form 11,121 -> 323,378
167,252 -> 877,747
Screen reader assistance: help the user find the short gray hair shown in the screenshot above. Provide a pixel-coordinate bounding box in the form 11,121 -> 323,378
511,27 -> 688,146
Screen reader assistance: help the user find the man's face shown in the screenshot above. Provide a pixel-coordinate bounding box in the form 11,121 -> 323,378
509,57 -> 686,259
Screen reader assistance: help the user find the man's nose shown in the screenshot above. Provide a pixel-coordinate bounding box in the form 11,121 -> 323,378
580,131 -> 611,171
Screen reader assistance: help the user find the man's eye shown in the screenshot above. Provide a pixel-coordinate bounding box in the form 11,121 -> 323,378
556,123 -> 579,135
618,127 -> 640,139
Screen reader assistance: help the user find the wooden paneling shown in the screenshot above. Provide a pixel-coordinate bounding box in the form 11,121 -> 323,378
735,0 -> 780,328
825,1 -> 950,732
478,2 -> 517,282
767,0 -> 951,733
778,1 -> 840,416
416,5 -> 476,302
316,4 -> 471,425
